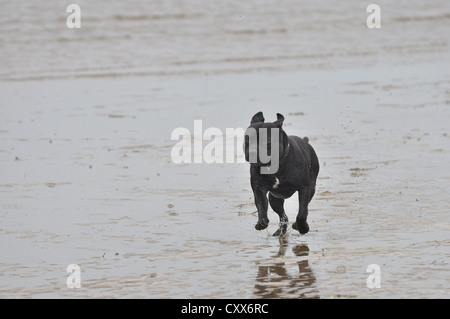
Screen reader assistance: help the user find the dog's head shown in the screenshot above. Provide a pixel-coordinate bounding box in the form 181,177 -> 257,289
244,112 -> 289,174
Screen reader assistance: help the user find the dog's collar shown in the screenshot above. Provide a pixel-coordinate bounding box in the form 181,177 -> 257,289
282,142 -> 290,158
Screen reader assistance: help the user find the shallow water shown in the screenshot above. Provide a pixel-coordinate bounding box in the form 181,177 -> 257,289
1,0 -> 449,80
0,1 -> 449,298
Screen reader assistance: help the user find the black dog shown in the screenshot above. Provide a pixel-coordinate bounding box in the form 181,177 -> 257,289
244,112 -> 319,236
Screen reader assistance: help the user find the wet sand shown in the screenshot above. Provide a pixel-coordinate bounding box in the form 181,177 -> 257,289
1,63 -> 449,298
1,0 -> 449,298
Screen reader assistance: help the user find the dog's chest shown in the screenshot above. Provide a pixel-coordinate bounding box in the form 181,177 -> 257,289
272,177 -> 280,189
269,177 -> 296,199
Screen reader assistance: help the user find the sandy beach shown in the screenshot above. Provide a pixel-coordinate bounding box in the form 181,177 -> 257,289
1,0 -> 449,298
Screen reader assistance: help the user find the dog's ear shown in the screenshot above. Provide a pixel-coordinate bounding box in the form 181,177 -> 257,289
278,129 -> 289,157
274,113 -> 284,127
251,111 -> 265,124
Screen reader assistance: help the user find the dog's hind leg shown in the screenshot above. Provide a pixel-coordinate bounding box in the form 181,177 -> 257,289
269,193 -> 289,236
309,145 -> 320,203
309,184 -> 316,202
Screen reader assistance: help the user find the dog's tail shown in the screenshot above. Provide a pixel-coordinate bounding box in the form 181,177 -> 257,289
303,137 -> 309,143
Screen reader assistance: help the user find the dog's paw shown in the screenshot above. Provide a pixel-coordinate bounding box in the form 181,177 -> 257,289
292,221 -> 309,234
272,227 -> 287,237
255,219 -> 269,231
273,218 -> 288,236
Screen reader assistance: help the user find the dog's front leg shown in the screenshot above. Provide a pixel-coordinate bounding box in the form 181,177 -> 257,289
252,186 -> 269,230
293,187 -> 310,234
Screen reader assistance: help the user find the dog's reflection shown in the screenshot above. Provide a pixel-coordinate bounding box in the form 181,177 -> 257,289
254,237 -> 319,299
